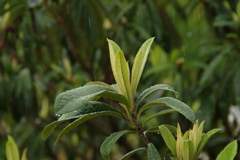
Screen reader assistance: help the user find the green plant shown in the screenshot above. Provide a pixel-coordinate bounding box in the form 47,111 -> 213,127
5,135 -> 27,160
159,121 -> 238,160
42,37 -> 196,159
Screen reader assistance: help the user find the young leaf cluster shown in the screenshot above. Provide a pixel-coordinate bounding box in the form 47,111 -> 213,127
42,38 -> 196,159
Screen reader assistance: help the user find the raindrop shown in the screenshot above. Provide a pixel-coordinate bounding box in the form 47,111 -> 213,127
55,114 -> 61,117
88,17 -> 91,28
74,111 -> 77,112
199,111 -> 201,113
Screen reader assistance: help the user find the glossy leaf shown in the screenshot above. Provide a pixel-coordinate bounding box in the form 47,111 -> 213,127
143,109 -> 176,125
136,84 -> 179,109
100,130 -> 134,160
216,140 -> 237,160
6,135 -> 20,160
120,148 -> 147,160
107,38 -> 121,82
147,143 -> 161,160
114,51 -> 132,104
42,101 -> 123,141
137,97 -> 196,123
131,37 -> 154,96
195,128 -> 221,159
159,125 -> 177,157
55,85 -> 130,114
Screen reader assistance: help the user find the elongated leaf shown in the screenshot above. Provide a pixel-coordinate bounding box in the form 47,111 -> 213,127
21,148 -> 28,160
135,84 -> 179,109
195,128 -> 221,159
159,125 -> 177,157
114,51 -> 132,104
42,101 -> 123,141
6,135 -> 20,160
137,97 -> 196,123
100,130 -> 134,160
147,143 -> 161,160
216,140 -> 237,160
54,85 -> 114,113
55,85 -> 130,114
85,81 -> 118,92
183,140 -> 190,160
107,39 -> 121,84
120,148 -> 147,160
170,157 -> 178,160
131,37 -> 154,96
143,109 -> 176,125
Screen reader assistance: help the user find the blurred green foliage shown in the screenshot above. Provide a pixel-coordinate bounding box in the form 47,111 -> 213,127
0,0 -> 240,159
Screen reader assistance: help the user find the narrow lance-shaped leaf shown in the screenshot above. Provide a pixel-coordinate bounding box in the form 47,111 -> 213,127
216,140 -> 237,160
147,143 -> 161,160
135,84 -> 179,109
55,85 -> 130,114
42,101 -> 123,141
159,125 -> 177,157
114,51 -> 132,106
21,148 -> 28,160
107,38 -> 121,83
143,109 -> 176,125
6,135 -> 20,160
131,37 -> 154,97
120,148 -> 147,160
100,130 -> 134,160
195,128 -> 221,159
137,97 -> 196,123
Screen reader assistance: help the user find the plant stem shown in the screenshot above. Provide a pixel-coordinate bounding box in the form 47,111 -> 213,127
131,113 -> 150,145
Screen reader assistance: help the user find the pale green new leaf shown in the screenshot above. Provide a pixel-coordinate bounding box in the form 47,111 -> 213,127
170,157 -> 178,160
6,135 -> 20,160
183,140 -> 190,160
137,97 -> 196,123
55,85 -> 130,114
159,125 -> 177,157
107,38 -> 121,82
195,128 -> 221,159
216,140 -> 237,160
135,84 -> 179,109
131,37 -> 154,97
143,109 -> 176,125
114,51 -> 132,104
100,130 -> 134,160
20,148 -> 28,160
42,101 -> 123,141
120,148 -> 147,160
147,143 -> 161,160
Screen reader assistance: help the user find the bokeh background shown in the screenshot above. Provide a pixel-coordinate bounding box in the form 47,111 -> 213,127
0,0 -> 240,159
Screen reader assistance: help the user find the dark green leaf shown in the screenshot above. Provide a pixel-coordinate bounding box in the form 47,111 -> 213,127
100,130 -> 134,160
143,109 -> 176,125
136,84 -> 179,109
147,143 -> 161,160
42,101 -> 123,141
55,85 -> 130,114
137,97 -> 196,123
